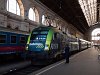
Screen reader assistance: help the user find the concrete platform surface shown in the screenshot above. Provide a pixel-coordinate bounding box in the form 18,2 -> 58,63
29,48 -> 100,75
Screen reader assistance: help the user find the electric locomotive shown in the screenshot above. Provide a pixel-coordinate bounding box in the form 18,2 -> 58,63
26,26 -> 80,64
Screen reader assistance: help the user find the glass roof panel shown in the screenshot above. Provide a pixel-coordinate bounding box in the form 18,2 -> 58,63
78,0 -> 97,26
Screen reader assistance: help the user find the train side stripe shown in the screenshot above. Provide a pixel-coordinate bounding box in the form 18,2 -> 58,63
26,32 -> 32,50
0,46 -> 25,51
45,29 -> 54,50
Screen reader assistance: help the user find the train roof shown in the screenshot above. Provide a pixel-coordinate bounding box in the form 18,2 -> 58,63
31,25 -> 82,43
0,26 -> 29,35
34,26 -> 78,39
33,26 -> 66,35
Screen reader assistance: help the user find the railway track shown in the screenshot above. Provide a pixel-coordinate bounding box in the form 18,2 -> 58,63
3,65 -> 44,75
1,51 -> 80,75
0,61 -> 31,75
2,59 -> 58,75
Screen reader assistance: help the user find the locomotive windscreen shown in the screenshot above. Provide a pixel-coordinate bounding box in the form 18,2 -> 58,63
28,30 -> 48,51
27,27 -> 54,52
30,34 -> 47,42
30,31 -> 48,42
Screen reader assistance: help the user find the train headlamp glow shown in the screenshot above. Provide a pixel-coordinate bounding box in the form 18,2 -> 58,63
26,45 -> 28,50
44,44 -> 49,51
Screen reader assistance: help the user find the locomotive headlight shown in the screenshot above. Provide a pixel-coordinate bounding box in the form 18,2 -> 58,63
44,44 -> 49,51
26,44 -> 29,50
26,46 -> 28,50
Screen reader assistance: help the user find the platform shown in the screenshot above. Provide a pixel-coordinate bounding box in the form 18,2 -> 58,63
29,48 -> 100,75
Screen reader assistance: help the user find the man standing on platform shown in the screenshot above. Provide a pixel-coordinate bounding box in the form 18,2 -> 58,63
64,44 -> 70,63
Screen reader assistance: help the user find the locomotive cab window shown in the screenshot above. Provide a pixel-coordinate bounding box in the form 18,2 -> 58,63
53,33 -> 60,40
53,33 -> 57,40
57,33 -> 61,40
54,33 -> 57,39
10,35 -> 16,44
0,34 -> 6,44
20,36 -> 26,44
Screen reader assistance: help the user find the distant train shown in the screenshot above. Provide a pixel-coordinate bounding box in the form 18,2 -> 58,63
0,27 -> 28,60
26,26 -> 91,65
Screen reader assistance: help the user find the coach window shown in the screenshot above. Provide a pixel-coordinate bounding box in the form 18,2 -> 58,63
53,33 -> 57,40
0,34 -> 6,44
20,36 -> 25,44
10,35 -> 16,44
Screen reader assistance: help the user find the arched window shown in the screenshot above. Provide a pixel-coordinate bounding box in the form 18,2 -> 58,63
92,28 -> 100,40
92,28 -> 100,45
28,8 -> 35,21
7,0 -> 20,15
42,15 -> 45,24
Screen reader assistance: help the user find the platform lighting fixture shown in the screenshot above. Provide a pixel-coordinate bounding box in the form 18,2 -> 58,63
59,0 -> 62,9
78,0 -> 97,26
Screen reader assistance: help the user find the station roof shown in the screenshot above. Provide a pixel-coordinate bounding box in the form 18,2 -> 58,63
37,0 -> 99,34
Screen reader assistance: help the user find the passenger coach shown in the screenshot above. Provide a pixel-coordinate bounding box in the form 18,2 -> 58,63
0,27 -> 28,60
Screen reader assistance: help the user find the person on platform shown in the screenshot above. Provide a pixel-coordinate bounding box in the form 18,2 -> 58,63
64,44 -> 70,63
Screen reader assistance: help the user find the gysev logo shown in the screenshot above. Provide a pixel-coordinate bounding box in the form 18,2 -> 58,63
36,44 -> 44,48
30,43 -> 44,48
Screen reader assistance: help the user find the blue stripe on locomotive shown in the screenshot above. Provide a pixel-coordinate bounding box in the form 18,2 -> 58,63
0,31 -> 28,47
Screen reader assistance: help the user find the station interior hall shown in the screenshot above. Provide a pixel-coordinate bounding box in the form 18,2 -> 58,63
0,0 -> 100,75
